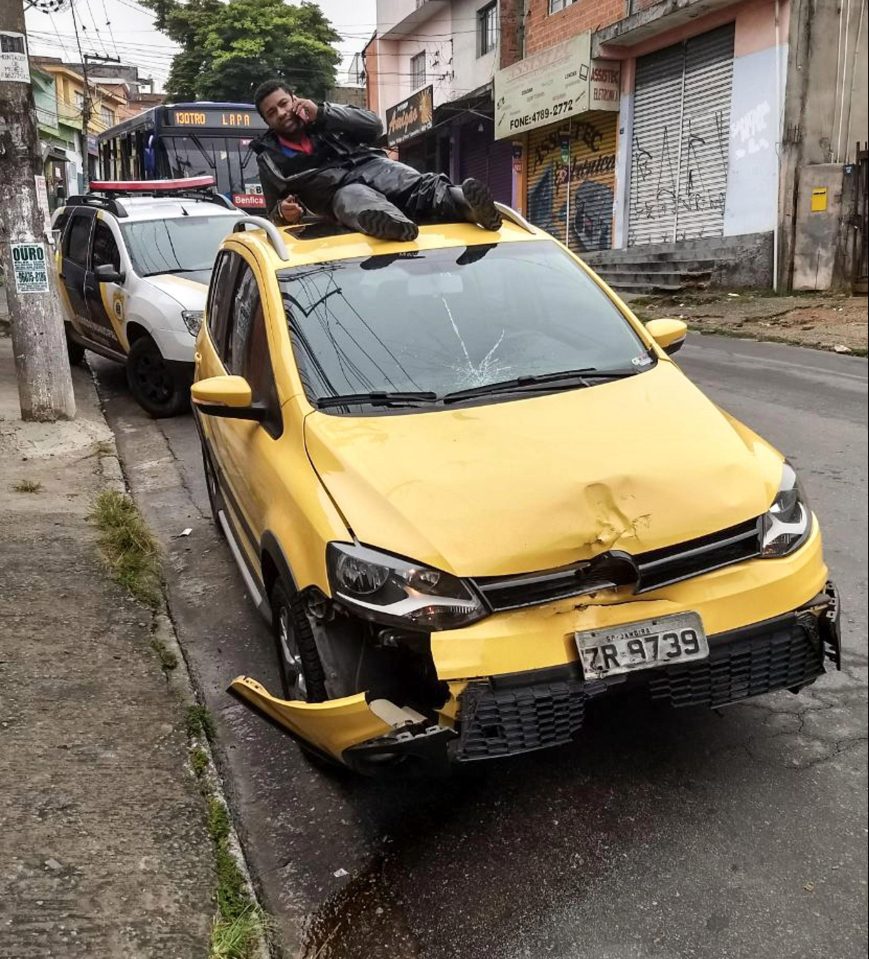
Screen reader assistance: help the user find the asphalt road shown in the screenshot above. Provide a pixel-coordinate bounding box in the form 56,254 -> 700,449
91,335 -> 868,959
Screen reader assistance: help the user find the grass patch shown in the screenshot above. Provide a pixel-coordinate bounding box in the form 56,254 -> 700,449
190,746 -> 209,779
13,479 -> 43,493
186,704 -> 216,742
205,795 -> 267,957
90,490 -> 162,608
210,906 -> 269,959
150,636 -> 179,673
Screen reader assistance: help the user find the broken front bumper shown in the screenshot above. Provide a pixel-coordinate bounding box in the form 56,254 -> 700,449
230,582 -> 841,774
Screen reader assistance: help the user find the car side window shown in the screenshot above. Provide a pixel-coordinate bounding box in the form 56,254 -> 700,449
206,251 -> 240,355
92,221 -> 121,271
224,263 -> 282,437
64,212 -> 94,268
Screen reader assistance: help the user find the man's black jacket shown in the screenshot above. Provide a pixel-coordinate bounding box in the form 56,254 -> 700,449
250,101 -> 385,223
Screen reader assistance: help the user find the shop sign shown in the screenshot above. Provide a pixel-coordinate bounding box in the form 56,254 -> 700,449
386,86 -> 434,146
494,34 -> 621,140
589,61 -> 621,109
494,34 -> 590,140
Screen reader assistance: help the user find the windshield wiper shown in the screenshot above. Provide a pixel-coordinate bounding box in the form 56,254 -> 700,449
442,368 -> 640,404
316,391 -> 439,410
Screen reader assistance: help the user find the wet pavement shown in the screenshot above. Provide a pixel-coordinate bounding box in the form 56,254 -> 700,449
90,335 -> 867,959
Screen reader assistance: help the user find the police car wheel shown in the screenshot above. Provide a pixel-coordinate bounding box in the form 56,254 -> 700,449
65,329 -> 85,366
126,336 -> 188,418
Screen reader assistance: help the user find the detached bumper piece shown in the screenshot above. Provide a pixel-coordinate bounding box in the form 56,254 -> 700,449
455,583 -> 842,762
343,721 -> 456,775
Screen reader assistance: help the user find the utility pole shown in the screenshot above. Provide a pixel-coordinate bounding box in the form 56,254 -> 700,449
70,0 -> 92,187
0,0 -> 75,420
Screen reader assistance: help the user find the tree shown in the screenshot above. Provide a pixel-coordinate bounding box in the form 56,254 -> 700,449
144,0 -> 341,102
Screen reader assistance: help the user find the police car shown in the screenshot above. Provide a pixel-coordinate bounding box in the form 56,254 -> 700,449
52,176 -> 242,417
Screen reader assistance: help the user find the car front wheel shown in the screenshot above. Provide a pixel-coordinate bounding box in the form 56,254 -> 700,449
126,335 -> 189,418
270,579 -> 328,703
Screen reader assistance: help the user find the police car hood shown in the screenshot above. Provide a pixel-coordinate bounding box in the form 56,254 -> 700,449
145,271 -> 210,309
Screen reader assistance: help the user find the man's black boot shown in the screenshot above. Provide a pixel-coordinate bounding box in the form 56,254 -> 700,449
356,208 -> 419,241
453,178 -> 502,231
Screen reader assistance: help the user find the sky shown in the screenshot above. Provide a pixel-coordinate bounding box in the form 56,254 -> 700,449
25,0 -> 377,93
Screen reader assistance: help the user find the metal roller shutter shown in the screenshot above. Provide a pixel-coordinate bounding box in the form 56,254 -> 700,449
459,125 -> 513,204
526,112 -> 618,254
628,23 -> 735,246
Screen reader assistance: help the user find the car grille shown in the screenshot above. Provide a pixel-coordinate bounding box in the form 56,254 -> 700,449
456,679 -> 591,762
471,517 -> 761,612
455,615 -> 826,760
647,614 -> 825,708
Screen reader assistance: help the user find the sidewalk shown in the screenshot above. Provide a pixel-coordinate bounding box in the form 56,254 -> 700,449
0,335 -> 214,957
629,289 -> 868,355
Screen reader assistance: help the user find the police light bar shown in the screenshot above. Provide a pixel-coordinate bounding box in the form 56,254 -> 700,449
89,176 -> 216,193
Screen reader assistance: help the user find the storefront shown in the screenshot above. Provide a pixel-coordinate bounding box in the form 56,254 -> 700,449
386,83 -> 513,205
495,33 -> 621,255
626,23 -> 735,246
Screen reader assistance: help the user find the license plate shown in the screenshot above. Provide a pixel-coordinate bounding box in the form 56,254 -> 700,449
575,612 -> 709,679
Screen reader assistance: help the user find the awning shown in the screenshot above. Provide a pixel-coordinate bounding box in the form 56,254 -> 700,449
42,144 -> 68,163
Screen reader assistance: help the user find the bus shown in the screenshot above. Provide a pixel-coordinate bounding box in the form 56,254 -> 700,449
97,102 -> 268,211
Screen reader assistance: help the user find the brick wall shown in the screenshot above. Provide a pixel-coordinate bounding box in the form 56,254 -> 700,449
525,0 -> 631,56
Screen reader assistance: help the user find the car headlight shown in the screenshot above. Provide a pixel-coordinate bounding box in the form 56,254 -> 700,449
327,542 -> 487,631
182,310 -> 204,336
760,461 -> 811,557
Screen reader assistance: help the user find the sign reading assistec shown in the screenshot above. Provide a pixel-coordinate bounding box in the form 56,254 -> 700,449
494,34 -> 591,140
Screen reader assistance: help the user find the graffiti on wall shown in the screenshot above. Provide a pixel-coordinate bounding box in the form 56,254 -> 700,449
629,110 -> 730,244
527,114 -> 617,253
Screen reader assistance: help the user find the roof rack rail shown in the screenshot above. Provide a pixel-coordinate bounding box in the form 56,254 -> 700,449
494,202 -> 536,234
232,215 -> 289,260
65,194 -> 128,218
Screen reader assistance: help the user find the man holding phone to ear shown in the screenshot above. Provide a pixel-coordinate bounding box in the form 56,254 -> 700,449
251,79 -> 502,241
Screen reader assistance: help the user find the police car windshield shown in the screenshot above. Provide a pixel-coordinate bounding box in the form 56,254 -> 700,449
278,241 -> 651,404
122,215 -> 237,277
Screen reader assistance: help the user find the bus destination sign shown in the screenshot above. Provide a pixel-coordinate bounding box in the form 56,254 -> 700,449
167,107 -> 265,130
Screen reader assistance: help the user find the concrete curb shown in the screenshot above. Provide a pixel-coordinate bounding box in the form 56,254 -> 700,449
89,370 -> 272,959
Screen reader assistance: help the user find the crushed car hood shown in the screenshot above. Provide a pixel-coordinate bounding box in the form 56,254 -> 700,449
304,362 -> 784,577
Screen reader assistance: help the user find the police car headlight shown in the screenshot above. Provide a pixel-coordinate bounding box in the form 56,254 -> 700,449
182,310 -> 204,336
760,461 -> 811,557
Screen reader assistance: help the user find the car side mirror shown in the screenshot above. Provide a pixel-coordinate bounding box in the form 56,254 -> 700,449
645,318 -> 687,356
191,375 -> 266,422
95,263 -> 125,284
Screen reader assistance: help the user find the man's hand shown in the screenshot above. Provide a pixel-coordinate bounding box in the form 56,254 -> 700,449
279,195 -> 304,224
291,97 -> 318,126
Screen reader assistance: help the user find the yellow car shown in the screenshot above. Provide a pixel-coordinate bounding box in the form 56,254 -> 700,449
192,208 -> 841,774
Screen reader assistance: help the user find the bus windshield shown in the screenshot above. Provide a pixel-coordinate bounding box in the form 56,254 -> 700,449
160,135 -> 260,197
122,215 -> 239,277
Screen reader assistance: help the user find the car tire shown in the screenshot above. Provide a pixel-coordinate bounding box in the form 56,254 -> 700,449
270,578 -> 328,704
65,328 -> 85,366
201,445 -> 225,537
126,335 -> 189,418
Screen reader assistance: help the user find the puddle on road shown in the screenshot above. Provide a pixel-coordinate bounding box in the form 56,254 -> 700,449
301,856 -> 418,959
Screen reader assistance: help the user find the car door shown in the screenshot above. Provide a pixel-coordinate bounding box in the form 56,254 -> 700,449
86,215 -> 129,353
58,208 -> 95,340
203,254 -> 283,570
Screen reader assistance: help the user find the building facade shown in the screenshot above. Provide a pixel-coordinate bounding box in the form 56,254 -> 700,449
364,0 -> 866,290
366,0 -> 516,205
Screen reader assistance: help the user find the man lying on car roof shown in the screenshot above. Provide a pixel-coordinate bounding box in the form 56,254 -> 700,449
251,79 -> 503,242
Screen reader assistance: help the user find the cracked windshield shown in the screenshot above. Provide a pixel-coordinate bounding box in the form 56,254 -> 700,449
122,216 -> 238,277
280,240 -> 650,402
